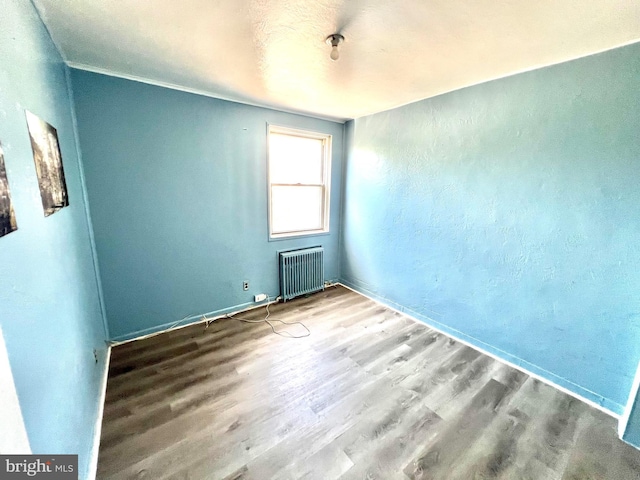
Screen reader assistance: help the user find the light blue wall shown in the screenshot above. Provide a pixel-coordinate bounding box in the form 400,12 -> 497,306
625,406 -> 640,448
622,362 -> 640,448
624,390 -> 640,447
70,70 -> 344,341
0,1 -> 108,477
341,42 -> 640,415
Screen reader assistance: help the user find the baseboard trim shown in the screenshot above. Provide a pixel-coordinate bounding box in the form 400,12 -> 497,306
87,346 -> 111,480
338,280 -> 622,419
109,296 -> 281,346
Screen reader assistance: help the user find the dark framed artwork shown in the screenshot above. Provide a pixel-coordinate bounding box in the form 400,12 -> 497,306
0,144 -> 18,237
25,111 -> 69,216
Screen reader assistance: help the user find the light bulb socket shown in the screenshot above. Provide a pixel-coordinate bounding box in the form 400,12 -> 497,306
326,33 -> 344,61
325,33 -> 344,48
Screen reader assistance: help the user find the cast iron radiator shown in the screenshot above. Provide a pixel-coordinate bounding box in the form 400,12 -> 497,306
279,247 -> 324,301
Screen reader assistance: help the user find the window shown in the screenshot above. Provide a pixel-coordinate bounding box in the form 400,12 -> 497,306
268,125 -> 332,239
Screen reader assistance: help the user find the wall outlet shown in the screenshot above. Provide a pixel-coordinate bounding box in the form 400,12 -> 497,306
243,281 -> 249,291
254,293 -> 267,302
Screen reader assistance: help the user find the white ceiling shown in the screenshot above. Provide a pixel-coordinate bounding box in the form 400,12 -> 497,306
33,0 -> 640,122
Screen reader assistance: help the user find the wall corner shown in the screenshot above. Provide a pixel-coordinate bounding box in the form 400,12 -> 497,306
619,360 -> 640,449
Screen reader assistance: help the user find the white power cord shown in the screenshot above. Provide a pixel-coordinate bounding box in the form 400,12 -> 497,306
210,296 -> 311,339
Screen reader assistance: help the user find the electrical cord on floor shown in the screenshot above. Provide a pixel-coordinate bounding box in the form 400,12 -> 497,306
168,314 -> 204,331
213,296 -> 311,339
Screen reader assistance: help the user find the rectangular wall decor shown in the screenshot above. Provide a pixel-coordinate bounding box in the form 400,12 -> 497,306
25,110 -> 69,216
0,144 -> 18,237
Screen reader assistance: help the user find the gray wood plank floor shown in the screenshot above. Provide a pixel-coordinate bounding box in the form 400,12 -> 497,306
97,286 -> 640,479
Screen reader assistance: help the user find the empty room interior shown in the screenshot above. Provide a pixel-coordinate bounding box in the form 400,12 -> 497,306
2,0 -> 640,478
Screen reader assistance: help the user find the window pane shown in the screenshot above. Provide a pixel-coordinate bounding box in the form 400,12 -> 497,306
271,185 -> 323,234
270,133 -> 323,184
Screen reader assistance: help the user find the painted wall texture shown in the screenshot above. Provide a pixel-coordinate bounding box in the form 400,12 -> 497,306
621,361 -> 640,448
0,1 -> 108,477
341,42 -> 640,416
70,70 -> 344,341
625,404 -> 640,447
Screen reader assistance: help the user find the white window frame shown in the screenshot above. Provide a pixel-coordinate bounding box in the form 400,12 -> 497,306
267,125 -> 332,239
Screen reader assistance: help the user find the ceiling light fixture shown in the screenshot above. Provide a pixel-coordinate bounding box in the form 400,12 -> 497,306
325,34 -> 344,61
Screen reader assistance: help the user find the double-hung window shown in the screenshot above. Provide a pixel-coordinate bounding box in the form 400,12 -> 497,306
268,125 -> 332,239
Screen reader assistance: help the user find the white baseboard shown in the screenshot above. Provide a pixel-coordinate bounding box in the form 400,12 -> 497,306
338,282 -> 619,420
109,296 -> 281,346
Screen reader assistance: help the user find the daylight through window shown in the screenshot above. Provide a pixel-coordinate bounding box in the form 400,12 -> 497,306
268,126 -> 332,238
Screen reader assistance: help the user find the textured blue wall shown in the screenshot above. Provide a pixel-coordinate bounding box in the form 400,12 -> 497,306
0,1 -> 108,477
341,43 -> 640,415
70,70 -> 344,341
623,374 -> 640,447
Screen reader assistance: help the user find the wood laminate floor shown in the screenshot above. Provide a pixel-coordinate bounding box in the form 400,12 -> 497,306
97,286 -> 640,479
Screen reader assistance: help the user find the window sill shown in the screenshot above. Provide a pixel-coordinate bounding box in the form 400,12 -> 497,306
269,230 -> 330,242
